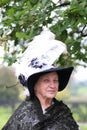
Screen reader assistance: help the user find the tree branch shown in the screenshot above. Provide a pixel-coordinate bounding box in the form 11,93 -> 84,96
6,82 -> 20,88
58,1 -> 70,7
76,24 -> 87,37
81,24 -> 87,37
52,1 -> 70,10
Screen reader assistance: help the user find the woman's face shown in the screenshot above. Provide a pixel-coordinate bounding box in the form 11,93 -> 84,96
34,72 -> 59,100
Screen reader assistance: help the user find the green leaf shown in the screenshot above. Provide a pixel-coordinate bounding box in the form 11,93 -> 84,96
0,0 -> 10,7
26,1 -> 32,9
7,8 -> 14,17
0,29 -> 3,36
16,32 -> 29,39
29,0 -> 39,5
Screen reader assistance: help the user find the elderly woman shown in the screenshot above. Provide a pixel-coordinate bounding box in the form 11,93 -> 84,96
2,66 -> 79,130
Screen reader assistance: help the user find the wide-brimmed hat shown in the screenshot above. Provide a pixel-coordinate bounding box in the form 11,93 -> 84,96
18,28 -> 73,96
27,66 -> 74,94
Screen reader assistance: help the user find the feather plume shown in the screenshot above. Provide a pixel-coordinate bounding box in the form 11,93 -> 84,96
18,28 -> 67,85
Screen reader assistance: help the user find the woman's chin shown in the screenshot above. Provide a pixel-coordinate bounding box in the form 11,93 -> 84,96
46,93 -> 56,99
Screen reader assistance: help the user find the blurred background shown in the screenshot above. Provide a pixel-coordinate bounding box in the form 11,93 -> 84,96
0,0 -> 87,129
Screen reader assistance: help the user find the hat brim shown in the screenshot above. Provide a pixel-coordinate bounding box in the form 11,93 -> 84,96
27,66 -> 74,93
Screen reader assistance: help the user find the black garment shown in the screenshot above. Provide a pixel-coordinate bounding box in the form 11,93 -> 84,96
2,97 -> 79,130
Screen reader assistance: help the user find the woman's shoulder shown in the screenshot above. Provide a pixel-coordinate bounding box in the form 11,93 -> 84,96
15,96 -> 33,112
2,97 -> 34,129
7,97 -> 33,120
54,98 -> 71,112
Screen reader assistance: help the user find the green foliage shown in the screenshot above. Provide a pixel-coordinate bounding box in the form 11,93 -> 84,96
0,0 -> 87,66
29,0 -> 39,5
0,66 -> 22,106
72,104 -> 87,122
0,0 -> 10,7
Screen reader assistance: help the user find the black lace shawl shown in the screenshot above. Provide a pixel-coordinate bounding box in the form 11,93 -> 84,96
2,97 -> 79,130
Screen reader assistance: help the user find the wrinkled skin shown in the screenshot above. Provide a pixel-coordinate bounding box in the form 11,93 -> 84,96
2,97 -> 79,130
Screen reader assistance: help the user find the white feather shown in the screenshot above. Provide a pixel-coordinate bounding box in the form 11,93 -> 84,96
19,28 -> 67,78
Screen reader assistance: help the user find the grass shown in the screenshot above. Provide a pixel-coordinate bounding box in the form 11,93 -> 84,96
81,126 -> 87,130
0,106 -> 12,129
0,106 -> 87,130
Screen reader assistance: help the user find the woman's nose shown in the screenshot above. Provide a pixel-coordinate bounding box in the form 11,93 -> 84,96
49,81 -> 55,87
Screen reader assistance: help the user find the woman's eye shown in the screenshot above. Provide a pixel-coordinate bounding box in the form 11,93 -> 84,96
44,79 -> 49,82
54,80 -> 58,83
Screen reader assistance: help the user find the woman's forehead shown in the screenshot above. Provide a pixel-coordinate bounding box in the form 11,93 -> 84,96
39,71 -> 58,78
